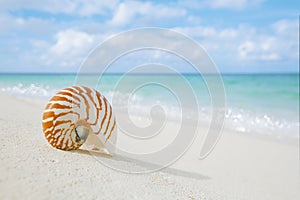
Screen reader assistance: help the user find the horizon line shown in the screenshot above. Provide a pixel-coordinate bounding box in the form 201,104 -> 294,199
0,72 -> 299,75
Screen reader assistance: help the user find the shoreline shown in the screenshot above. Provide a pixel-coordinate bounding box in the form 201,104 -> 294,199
11,92 -> 300,145
0,92 -> 299,199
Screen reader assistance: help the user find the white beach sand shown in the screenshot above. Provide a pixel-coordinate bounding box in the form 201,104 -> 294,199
0,92 -> 299,200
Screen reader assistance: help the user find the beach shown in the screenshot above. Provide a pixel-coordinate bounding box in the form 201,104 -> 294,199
0,92 -> 299,200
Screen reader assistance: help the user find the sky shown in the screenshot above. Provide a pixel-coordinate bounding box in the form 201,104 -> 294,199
0,0 -> 299,73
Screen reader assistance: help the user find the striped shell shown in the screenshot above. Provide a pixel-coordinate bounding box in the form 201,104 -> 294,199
42,86 -> 117,154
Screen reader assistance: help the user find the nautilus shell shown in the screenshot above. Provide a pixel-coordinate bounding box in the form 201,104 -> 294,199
42,86 -> 117,155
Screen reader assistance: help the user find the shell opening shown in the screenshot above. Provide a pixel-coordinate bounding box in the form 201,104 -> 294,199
75,125 -> 90,143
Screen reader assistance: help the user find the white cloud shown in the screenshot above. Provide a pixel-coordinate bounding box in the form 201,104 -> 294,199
50,29 -> 94,56
238,41 -> 254,58
77,0 -> 119,16
39,29 -> 102,67
1,15 -> 56,36
109,2 -> 134,26
238,37 -> 282,61
173,26 -> 238,52
179,0 -> 264,10
0,0 -> 119,16
272,19 -> 298,37
0,0 -> 76,14
208,0 -> 263,10
174,19 -> 297,66
109,1 -> 186,26
186,15 -> 201,24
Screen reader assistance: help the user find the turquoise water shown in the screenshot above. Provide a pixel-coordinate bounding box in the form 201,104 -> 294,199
0,73 -> 299,137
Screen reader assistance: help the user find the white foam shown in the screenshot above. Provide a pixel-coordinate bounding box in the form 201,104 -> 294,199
0,83 -> 57,99
1,84 -> 298,139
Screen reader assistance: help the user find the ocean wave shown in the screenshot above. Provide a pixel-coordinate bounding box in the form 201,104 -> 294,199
0,84 -> 58,99
1,84 -> 298,139
224,108 -> 299,138
108,91 -> 299,138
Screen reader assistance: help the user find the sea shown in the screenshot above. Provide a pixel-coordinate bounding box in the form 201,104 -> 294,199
0,73 -> 299,140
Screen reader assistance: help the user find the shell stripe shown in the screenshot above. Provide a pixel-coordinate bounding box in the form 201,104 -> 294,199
57,91 -> 81,103
73,86 -> 90,122
50,95 -> 80,107
106,120 -> 116,142
103,104 -> 112,135
99,97 -> 108,134
83,86 -> 100,126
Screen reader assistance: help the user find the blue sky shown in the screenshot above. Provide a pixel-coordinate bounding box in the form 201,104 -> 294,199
0,0 -> 298,73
